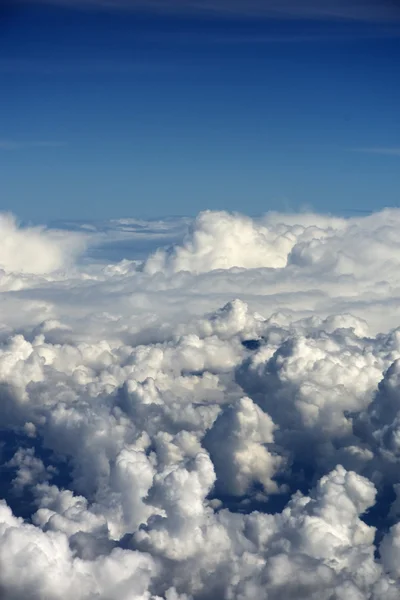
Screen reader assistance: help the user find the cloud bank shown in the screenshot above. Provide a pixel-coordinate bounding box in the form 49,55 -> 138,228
3,208 -> 400,598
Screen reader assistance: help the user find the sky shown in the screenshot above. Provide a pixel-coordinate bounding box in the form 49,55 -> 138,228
1,0 -> 400,221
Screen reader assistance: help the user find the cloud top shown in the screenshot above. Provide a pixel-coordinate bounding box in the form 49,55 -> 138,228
144,210 -> 297,274
143,208 -> 400,281
0,213 -> 87,274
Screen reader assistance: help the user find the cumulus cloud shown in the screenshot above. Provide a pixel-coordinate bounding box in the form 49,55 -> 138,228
3,208 -> 400,598
0,213 -> 87,274
143,210 -> 294,274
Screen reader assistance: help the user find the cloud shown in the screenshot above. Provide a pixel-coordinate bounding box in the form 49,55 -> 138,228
0,213 -> 87,274
3,208 -> 400,597
0,139 -> 66,150
350,147 -> 400,157
17,0 -> 400,22
143,210 -> 295,275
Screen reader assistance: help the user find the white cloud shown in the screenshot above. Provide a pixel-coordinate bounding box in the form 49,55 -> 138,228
0,139 -> 65,150
0,213 -> 87,274
20,0 -> 400,22
2,208 -> 400,597
143,210 -> 294,274
350,147 -> 400,157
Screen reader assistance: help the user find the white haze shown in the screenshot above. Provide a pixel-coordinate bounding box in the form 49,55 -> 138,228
2,208 -> 400,598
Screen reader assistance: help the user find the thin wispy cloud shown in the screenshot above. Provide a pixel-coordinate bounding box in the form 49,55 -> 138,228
0,57 -> 177,75
0,139 -> 66,150
350,147 -> 400,156
209,28 -> 400,44
18,0 -> 400,22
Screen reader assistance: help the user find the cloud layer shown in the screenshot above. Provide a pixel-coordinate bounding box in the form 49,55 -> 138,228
2,208 -> 400,598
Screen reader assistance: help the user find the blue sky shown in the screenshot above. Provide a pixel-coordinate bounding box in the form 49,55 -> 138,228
1,0 -> 400,221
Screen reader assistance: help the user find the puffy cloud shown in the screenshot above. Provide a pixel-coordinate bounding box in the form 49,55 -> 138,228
0,213 -> 87,274
2,208 -> 400,598
0,500 -> 158,600
204,396 -> 284,496
143,210 -> 296,274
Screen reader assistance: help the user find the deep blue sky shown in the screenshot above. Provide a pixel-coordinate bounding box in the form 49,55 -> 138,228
1,0 -> 400,221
